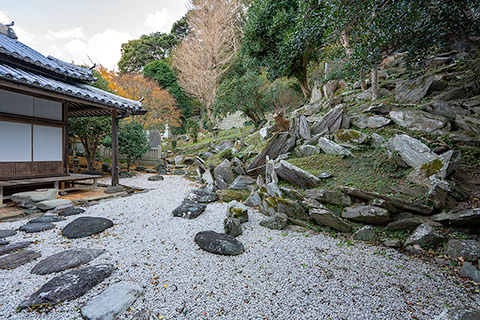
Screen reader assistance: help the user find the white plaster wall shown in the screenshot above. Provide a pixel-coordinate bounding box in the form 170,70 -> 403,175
0,120 -> 32,162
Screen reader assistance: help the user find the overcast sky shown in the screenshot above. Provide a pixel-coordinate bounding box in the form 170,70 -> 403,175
1,0 -> 189,70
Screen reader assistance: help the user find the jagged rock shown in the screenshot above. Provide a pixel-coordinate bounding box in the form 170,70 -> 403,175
119,171 -> 134,178
404,223 -> 447,248
81,282 -> 143,320
104,185 -> 125,194
455,115 -> 480,134
438,88 -> 468,101
28,215 -> 66,224
309,208 -> 352,233
350,114 -> 391,129
433,307 -> 480,320
226,200 -> 249,223
36,199 -> 72,211
395,75 -> 434,103
302,198 -> 328,210
215,175 -> 229,190
31,249 -> 105,275
148,175 -> 164,181
305,188 -> 352,206
342,206 -> 391,225
62,217 -> 114,238
426,178 -> 465,211
294,144 -> 318,158
291,115 -> 312,140
0,241 -> 31,256
172,202 -> 207,219
432,208 -> 480,227
323,80 -> 338,99
11,189 -> 57,207
194,231 -> 245,255
334,129 -> 369,144
202,170 -> 215,185
369,133 -> 386,148
363,103 -> 392,115
265,159 -> 279,184
459,262 -> 480,282
0,230 -> 17,239
174,155 -> 183,166
224,217 -> 242,237
19,222 -> 55,233
258,188 -> 307,220
214,159 -> 234,185
244,192 -> 262,207
57,207 -> 85,216
424,100 -> 457,119
0,250 -> 41,269
317,138 -> 353,157
266,182 -> 283,198
260,213 -> 288,230
184,189 -> 217,203
274,160 -> 321,188
318,172 -> 333,179
309,81 -> 323,103
292,102 -> 323,118
214,140 -> 234,152
389,109 -> 450,135
407,150 -> 461,186
229,175 -> 256,190
339,186 -> 434,215
232,157 -> 247,175
445,239 -> 480,262
387,218 -> 423,231
352,226 -> 378,242
383,134 -> 438,168
246,132 -> 296,176
216,189 -> 247,202
259,126 -> 270,140
17,264 -> 114,310
311,105 -> 349,135
156,163 -> 168,174
384,239 -> 402,248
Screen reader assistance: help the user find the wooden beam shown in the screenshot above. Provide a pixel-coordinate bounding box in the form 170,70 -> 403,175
111,110 -> 119,186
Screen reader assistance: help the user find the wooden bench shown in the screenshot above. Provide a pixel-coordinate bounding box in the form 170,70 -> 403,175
0,174 -> 102,205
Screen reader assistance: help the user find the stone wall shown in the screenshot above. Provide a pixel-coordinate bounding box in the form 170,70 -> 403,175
217,111 -> 247,130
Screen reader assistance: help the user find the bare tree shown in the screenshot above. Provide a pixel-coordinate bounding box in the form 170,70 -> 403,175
172,0 -> 241,122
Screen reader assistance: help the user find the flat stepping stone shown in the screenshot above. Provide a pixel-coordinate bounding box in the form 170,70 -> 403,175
19,222 -> 55,233
31,248 -> 105,275
28,215 -> 66,224
17,264 -> 114,310
0,250 -> 41,269
36,199 -> 72,211
81,281 -> 143,320
0,239 -> 8,246
195,230 -> 245,256
173,202 -> 207,219
0,241 -> 31,256
0,229 -> 16,239
62,217 -> 114,239
57,207 -> 85,216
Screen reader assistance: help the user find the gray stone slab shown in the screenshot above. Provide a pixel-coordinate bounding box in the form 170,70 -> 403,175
81,281 -> 144,320
36,199 -> 73,211
57,207 -> 85,216
19,222 -> 55,233
31,248 -> 105,275
62,217 -> 114,239
0,241 -> 31,256
0,250 -> 41,269
28,215 -> 66,224
195,230 -> 245,255
0,229 -> 16,239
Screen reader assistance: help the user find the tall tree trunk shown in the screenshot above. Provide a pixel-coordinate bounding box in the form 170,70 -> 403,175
340,29 -> 352,58
360,72 -> 367,91
371,66 -> 380,101
298,55 -> 311,99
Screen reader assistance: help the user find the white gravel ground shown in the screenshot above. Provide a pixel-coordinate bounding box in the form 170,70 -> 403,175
0,174 -> 478,320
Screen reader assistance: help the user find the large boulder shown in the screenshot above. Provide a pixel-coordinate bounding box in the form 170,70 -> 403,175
291,115 -> 312,140
383,134 -> 438,169
0,250 -> 41,270
407,150 -> 461,187
389,109 -> 450,135
274,160 -> 321,188
172,202 -> 207,219
305,188 -> 352,206
311,105 -> 349,135
246,132 -> 296,175
229,175 -> 256,190
317,138 -> 353,157
260,213 -> 288,230
194,231 -> 245,255
445,239 -> 480,262
352,226 -> 378,242
81,281 -> 143,320
62,217 -> 114,239
387,218 -> 423,231
18,264 -> 114,310
431,208 -> 480,227
404,223 -> 447,248
334,129 -> 369,144
455,115 -> 480,135
395,75 -> 434,103
258,188 -> 307,220
294,144 -> 318,158
213,159 -> 234,185
11,189 -> 57,207
459,262 -> 480,283
350,114 -> 391,129
31,249 -> 105,275
342,206 -> 391,225
309,208 -> 352,233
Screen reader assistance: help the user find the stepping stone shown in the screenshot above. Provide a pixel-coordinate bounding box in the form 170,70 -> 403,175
80,281 -> 144,320
57,207 -> 85,216
62,217 -> 114,239
0,241 -> 31,256
0,250 -> 41,269
19,222 -> 55,233
17,264 -> 114,310
28,215 -> 66,224
0,230 -> 16,239
0,240 -> 8,246
172,202 -> 207,219
31,248 -> 105,275
36,199 -> 72,211
195,230 -> 245,256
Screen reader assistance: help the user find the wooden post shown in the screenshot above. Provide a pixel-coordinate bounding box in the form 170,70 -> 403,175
111,110 -> 119,186
0,186 -> 3,205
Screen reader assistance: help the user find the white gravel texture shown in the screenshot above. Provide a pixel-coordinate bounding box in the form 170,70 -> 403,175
0,174 -> 478,319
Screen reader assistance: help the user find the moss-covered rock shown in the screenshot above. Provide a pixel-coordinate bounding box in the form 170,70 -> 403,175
216,189 -> 248,202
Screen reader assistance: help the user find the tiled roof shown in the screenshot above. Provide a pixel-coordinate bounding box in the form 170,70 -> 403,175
0,64 -> 143,113
0,33 -> 95,82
